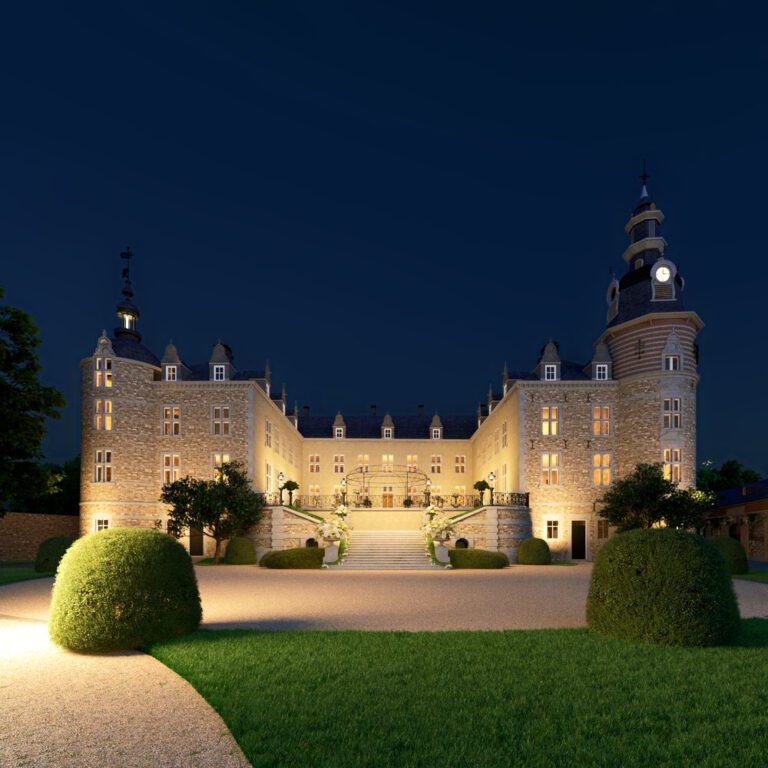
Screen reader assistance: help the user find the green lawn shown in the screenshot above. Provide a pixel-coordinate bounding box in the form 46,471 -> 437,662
150,621 -> 768,768
0,567 -> 50,586
735,571 -> 768,584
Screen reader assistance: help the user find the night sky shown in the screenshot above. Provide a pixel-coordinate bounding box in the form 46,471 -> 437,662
1,2 -> 766,473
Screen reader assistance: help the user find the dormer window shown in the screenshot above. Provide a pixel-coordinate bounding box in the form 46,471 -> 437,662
95,358 -> 113,388
383,427 -> 393,439
544,364 -> 557,381
334,426 -> 345,439
165,365 -> 177,382
213,365 -> 226,381
634,258 -> 643,270
266,382 -> 271,396
664,355 -> 680,372
595,364 -> 608,381
431,428 -> 442,440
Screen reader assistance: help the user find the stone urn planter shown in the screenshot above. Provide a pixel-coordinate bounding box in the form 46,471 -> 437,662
323,538 -> 341,564
433,535 -> 450,565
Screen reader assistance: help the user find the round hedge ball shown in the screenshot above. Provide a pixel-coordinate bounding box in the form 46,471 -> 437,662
34,536 -> 76,574
49,528 -> 202,652
708,537 -> 749,575
224,536 -> 257,564
517,537 -> 552,565
587,528 -> 740,647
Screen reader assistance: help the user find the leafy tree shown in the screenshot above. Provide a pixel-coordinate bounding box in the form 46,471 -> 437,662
599,463 -> 713,532
160,461 -> 264,564
473,479 -> 489,505
697,459 -> 762,494
0,287 -> 65,514
17,457 -> 80,516
282,479 -> 299,505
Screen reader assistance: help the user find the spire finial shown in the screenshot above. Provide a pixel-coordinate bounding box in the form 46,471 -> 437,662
639,160 -> 650,198
120,246 -> 133,297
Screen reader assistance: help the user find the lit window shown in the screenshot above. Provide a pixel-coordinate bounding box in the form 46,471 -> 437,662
544,364 -> 557,381
94,450 -> 113,482
542,406 -> 559,436
382,454 -> 394,473
334,426 -> 345,439
383,427 -> 393,439
664,355 -> 680,372
274,429 -> 280,455
454,455 -> 466,474
595,364 -> 609,380
592,453 -> 612,486
663,398 -> 681,429
165,365 -> 177,382
494,429 -> 500,454
357,454 -> 369,471
333,455 -> 345,474
663,448 -> 682,483
592,405 -> 611,436
309,455 -> 320,473
95,519 -> 109,532
265,419 -> 272,447
430,455 -> 442,474
213,364 -> 226,381
406,454 -> 418,471
213,452 -> 231,480
431,428 -> 441,440
501,463 -> 508,491
163,454 -> 181,484
265,461 -> 272,492
597,519 -> 610,539
94,399 -> 112,431
541,453 -> 559,485
212,405 -> 230,436
546,520 -> 559,539
163,406 -> 181,436
95,357 -> 113,388
634,258 -> 643,270
501,421 -> 507,447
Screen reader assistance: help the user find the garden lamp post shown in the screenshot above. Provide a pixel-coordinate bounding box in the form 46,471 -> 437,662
488,471 -> 495,506
425,478 -> 432,506
278,471 -> 285,505
340,477 -> 347,506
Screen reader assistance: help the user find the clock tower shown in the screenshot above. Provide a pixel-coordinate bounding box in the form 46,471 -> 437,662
598,168 -> 703,488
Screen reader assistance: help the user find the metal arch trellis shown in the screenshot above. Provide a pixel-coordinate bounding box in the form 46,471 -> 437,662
343,464 -> 431,494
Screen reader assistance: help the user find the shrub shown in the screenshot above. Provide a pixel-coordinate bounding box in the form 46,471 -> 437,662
49,528 -> 202,652
260,547 -> 324,569
518,537 -> 552,565
224,536 -> 257,564
448,548 -> 509,569
709,537 -> 749,575
34,536 -> 75,573
587,528 -> 740,647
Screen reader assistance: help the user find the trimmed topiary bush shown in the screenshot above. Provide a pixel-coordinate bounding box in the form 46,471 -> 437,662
224,536 -> 257,564
449,548 -> 509,569
518,537 -> 552,565
709,537 -> 749,575
259,547 -> 324,569
49,528 -> 202,652
587,528 -> 740,647
34,536 -> 76,573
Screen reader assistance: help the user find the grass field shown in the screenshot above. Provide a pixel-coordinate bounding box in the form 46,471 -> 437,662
0,567 -> 50,586
735,571 -> 768,584
150,620 -> 768,768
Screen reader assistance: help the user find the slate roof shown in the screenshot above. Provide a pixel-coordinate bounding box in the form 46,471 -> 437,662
609,264 -> 686,327
504,361 -> 590,383
299,413 -> 477,439
111,336 -> 161,367
715,479 -> 768,508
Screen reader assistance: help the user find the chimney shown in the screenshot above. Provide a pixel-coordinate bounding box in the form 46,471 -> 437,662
303,405 -> 310,417
418,404 -> 424,416
370,404 -> 377,417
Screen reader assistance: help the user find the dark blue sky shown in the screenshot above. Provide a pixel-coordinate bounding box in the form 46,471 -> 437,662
1,2 -> 766,473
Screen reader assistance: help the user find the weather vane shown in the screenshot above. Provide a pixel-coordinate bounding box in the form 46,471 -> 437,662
120,246 -> 132,282
639,160 -> 650,187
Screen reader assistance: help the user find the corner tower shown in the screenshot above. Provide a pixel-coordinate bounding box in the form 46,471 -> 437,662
598,168 -> 703,487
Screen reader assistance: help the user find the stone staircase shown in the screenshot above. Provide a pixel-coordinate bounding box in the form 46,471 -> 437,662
337,530 -> 438,570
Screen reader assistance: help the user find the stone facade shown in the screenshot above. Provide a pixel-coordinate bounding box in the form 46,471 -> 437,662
0,513 -> 79,562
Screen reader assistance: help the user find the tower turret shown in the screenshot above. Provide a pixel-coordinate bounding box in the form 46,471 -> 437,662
114,247 -> 141,342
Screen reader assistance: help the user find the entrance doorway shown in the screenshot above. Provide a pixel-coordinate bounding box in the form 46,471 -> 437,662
571,521 -> 586,560
189,527 -> 204,556
382,486 -> 394,508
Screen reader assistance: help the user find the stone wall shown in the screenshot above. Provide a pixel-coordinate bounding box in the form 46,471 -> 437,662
0,513 -> 79,562
451,505 -> 532,563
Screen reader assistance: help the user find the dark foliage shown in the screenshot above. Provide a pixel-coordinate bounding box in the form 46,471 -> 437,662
709,537 -> 749,575
448,548 -> 509,569
34,536 -> 75,573
224,536 -> 257,565
517,537 -> 552,565
259,547 -> 324,569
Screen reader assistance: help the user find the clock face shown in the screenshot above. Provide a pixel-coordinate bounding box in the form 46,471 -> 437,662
656,265 -> 671,283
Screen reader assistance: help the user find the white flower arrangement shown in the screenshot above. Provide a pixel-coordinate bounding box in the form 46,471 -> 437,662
317,516 -> 351,543
331,504 -> 349,519
424,504 -> 442,519
421,511 -> 455,540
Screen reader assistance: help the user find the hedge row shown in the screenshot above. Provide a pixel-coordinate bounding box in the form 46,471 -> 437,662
260,547 -> 325,569
448,548 -> 509,569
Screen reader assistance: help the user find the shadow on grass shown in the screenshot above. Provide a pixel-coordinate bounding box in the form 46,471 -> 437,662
735,618 -> 768,647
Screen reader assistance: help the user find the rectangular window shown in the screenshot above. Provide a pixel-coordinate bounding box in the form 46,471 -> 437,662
664,355 -> 680,371
95,519 -> 109,532
309,454 -> 320,473
546,520 -> 559,539
494,429 -> 500,454
163,453 -> 181,485
265,461 -> 272,492
542,405 -> 559,436
597,519 -> 610,539
501,421 -> 508,448
94,399 -> 112,431
544,364 -> 557,381
502,463 -> 508,491
454,455 -> 466,474
663,448 -> 682,482
212,405 -> 231,436
541,452 -> 560,485
592,453 -> 612,486
212,452 -> 231,479
592,405 -> 611,436
94,450 -> 113,482
165,365 -> 177,381
274,429 -> 280,455
663,398 -> 681,429
430,455 -> 442,474
333,455 -> 345,473
309,484 -> 320,497
334,427 -> 344,439
213,364 -> 226,381
383,427 -> 393,439
265,419 -> 272,447
406,454 -> 418,471
595,363 -> 609,380
357,454 -> 369,471
382,454 -> 394,473
163,406 -> 181,436
95,357 -> 113,387
431,428 -> 441,440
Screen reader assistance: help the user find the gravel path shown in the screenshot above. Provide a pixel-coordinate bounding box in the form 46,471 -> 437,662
1,566 -> 765,767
